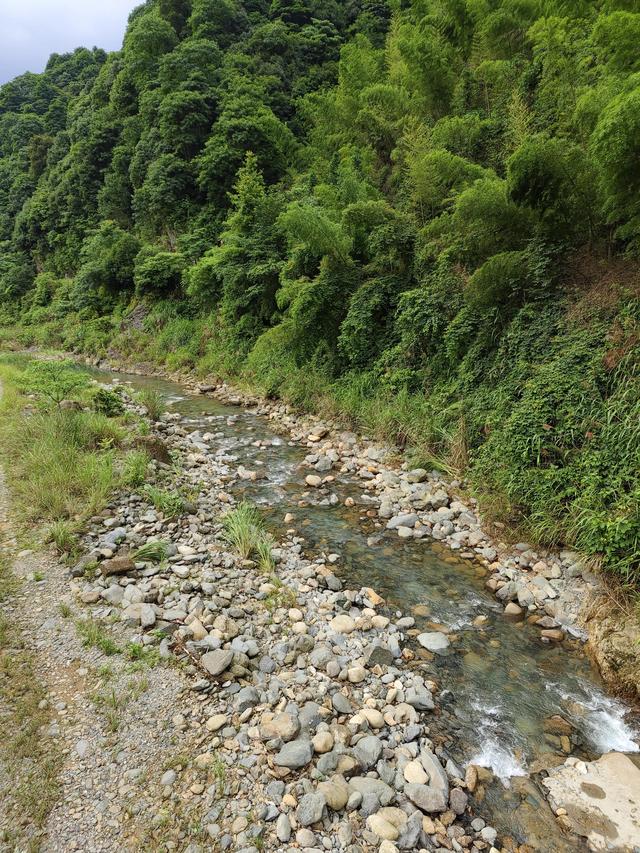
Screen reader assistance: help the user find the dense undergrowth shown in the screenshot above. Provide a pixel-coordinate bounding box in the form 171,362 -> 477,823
0,355 -> 149,551
0,0 -> 639,581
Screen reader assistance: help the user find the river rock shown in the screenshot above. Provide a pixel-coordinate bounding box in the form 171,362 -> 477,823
330,614 -> 355,634
317,775 -> 349,810
100,555 -> 135,577
274,738 -> 313,769
260,712 -> 300,742
405,783 -> 448,814
201,649 -> 234,676
416,632 -> 450,652
542,753 -> 640,851
296,791 -> 326,826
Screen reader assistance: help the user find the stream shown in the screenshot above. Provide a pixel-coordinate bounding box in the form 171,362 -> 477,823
96,366 -> 639,851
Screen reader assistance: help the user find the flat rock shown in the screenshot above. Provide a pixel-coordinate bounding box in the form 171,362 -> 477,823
201,649 -> 234,677
100,555 -> 135,577
274,738 -> 313,769
542,753 -> 640,851
416,632 -> 450,652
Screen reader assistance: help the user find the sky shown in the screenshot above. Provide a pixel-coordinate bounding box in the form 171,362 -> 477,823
0,0 -> 141,83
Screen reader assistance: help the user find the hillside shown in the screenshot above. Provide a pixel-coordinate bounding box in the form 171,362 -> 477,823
0,0 -> 638,582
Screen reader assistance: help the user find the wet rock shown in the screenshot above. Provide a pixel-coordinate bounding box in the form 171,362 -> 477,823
416,632 -> 450,652
405,783 -> 448,814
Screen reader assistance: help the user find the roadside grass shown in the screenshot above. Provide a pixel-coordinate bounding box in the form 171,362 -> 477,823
0,554 -> 63,846
75,618 -> 121,657
135,540 -> 169,564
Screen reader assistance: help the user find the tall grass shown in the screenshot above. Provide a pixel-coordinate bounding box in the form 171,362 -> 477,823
222,501 -> 269,560
0,359 -> 127,534
136,388 -> 165,421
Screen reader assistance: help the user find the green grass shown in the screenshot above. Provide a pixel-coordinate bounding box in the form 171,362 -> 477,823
142,484 -> 185,518
136,388 -> 165,421
135,540 -> 169,564
47,519 -> 78,556
75,618 -> 121,656
221,501 -> 268,560
0,358 -> 131,535
121,449 -> 150,487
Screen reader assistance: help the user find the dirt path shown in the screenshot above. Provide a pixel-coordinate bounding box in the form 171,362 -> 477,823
0,444 -> 200,852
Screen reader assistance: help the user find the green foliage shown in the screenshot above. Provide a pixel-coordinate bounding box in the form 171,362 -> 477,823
221,500 -> 267,559
92,387 -> 125,417
1,0 -> 640,582
20,359 -> 90,408
121,450 -> 150,487
136,388 -> 165,421
142,484 -> 185,517
135,540 -> 169,564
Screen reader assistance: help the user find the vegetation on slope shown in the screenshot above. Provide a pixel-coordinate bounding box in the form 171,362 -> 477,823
0,0 -> 638,580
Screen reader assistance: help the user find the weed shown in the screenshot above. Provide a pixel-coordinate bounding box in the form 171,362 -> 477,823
135,540 -> 169,564
142,484 -> 185,517
47,519 -> 78,555
255,535 -> 276,574
137,389 -> 165,421
33,571 -> 44,582
75,618 -> 121,656
221,501 -> 265,559
125,642 -> 161,669
58,602 -> 72,618
122,450 -> 150,487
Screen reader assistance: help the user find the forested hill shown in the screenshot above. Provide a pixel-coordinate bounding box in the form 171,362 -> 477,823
0,0 -> 639,580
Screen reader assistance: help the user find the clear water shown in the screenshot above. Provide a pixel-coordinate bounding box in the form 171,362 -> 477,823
99,369 -> 639,850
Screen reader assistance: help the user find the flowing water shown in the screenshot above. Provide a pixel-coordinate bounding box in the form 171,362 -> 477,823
97,367 -> 639,850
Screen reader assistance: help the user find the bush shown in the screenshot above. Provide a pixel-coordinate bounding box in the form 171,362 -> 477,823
133,247 -> 185,295
465,251 -> 531,309
20,359 -> 90,408
92,388 -> 125,417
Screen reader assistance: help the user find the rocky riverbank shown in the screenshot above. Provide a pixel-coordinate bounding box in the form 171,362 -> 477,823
86,353 -> 640,700
69,381 -> 505,853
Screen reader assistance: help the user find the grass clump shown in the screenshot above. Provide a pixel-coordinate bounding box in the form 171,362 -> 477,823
136,388 -> 165,421
121,449 -> 150,487
47,519 -> 78,556
75,618 -> 121,657
135,540 -> 169,564
142,484 -> 185,517
221,501 -> 269,560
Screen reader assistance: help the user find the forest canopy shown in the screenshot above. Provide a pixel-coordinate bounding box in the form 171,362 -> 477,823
0,0 -> 639,581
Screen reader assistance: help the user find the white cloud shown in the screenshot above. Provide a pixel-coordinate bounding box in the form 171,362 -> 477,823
0,0 -> 142,83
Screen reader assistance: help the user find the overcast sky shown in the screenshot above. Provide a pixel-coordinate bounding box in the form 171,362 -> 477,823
0,0 -> 141,83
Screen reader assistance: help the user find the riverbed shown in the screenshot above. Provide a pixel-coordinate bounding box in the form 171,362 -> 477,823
93,365 -> 639,851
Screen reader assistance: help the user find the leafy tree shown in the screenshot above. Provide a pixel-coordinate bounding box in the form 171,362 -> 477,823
20,359 -> 90,408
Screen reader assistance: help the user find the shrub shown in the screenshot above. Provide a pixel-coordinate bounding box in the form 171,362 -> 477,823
92,387 -> 125,417
20,359 -> 90,408
465,251 -> 531,309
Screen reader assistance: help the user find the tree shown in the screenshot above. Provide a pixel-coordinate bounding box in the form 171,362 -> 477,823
20,359 -> 90,408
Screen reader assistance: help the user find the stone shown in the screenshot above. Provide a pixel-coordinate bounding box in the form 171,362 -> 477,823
275,813 -> 291,843
274,738 -> 313,769
317,775 -> 349,811
296,792 -> 326,826
206,714 -> 227,732
235,686 -> 260,712
449,788 -> 468,815
405,686 -> 434,711
367,813 -> 400,841
359,708 -> 384,729
504,602 -> 524,618
349,777 -> 395,806
100,555 -> 135,577
160,770 -> 177,787
403,760 -> 428,785
201,649 -> 234,677
416,632 -> 450,652
348,665 -> 366,683
260,713 -> 300,742
354,735 -> 383,769
332,693 -> 353,715
305,475 -> 323,488
405,783 -> 448,814
312,731 -> 334,753
330,614 -> 355,634
101,585 -> 124,605
542,753 -> 640,852
387,513 -> 418,530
